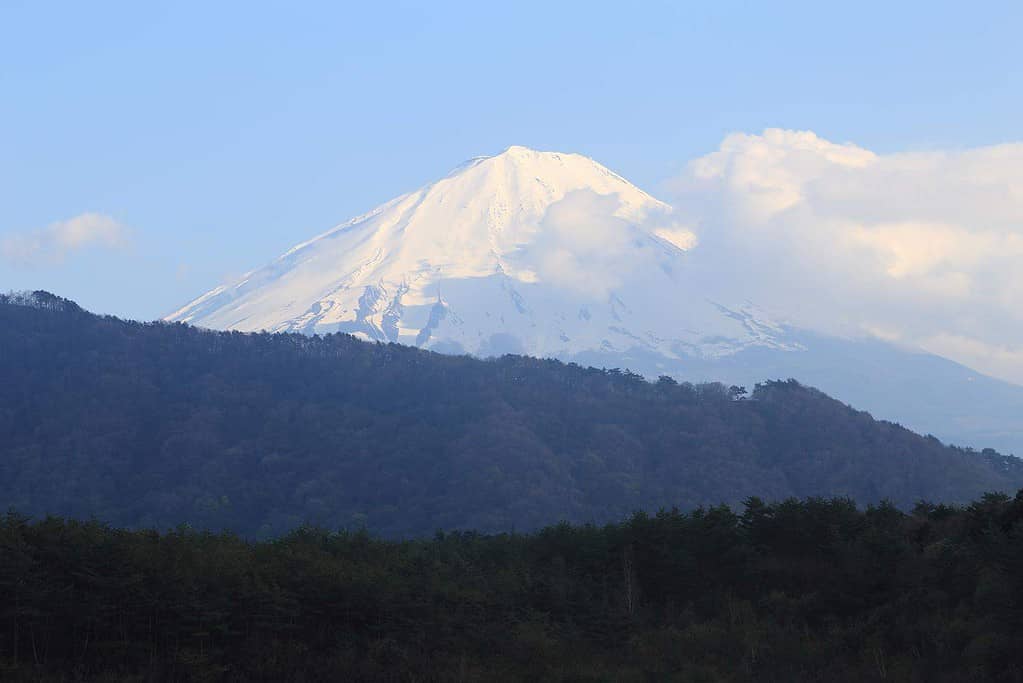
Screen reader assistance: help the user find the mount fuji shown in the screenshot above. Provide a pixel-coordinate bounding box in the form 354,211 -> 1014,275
168,146 -> 791,360
168,146 -> 1023,457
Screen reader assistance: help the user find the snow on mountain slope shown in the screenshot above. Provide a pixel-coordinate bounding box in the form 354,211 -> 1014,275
167,146 -> 797,361
167,145 -> 1023,456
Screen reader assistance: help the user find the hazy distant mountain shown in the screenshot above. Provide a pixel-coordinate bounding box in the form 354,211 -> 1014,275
167,146 -> 1023,456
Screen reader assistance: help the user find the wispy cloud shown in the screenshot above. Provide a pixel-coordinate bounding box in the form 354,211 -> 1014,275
529,190 -> 697,299
666,129 -> 1023,384
2,213 -> 130,266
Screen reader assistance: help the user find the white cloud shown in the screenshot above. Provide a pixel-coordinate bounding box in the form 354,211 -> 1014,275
532,191 -> 635,297
666,129 -> 1023,384
529,190 -> 697,299
2,213 -> 130,265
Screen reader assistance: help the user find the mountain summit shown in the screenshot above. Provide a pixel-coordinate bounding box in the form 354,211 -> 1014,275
167,147 -> 1023,457
167,146 -> 791,360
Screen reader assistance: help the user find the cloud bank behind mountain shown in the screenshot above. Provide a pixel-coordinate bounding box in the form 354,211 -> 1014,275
666,129 -> 1023,385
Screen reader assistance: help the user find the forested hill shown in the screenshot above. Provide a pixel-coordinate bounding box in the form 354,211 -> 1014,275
2,291 -> 1021,537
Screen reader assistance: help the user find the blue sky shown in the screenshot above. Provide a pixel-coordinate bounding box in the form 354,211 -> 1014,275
1,0 -> 1020,320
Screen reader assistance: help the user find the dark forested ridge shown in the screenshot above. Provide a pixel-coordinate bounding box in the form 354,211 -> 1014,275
2,291 -> 1021,538
5,494 -> 1023,681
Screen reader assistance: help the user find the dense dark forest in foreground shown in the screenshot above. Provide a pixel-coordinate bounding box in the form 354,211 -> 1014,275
4,493 -> 1023,681
2,291 -> 1022,538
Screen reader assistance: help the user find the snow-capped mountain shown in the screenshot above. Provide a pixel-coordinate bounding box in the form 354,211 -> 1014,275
168,146 -> 797,362
168,146 -> 1023,457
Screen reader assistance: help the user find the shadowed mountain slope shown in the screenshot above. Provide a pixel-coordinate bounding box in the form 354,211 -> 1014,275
3,291 -> 1021,537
